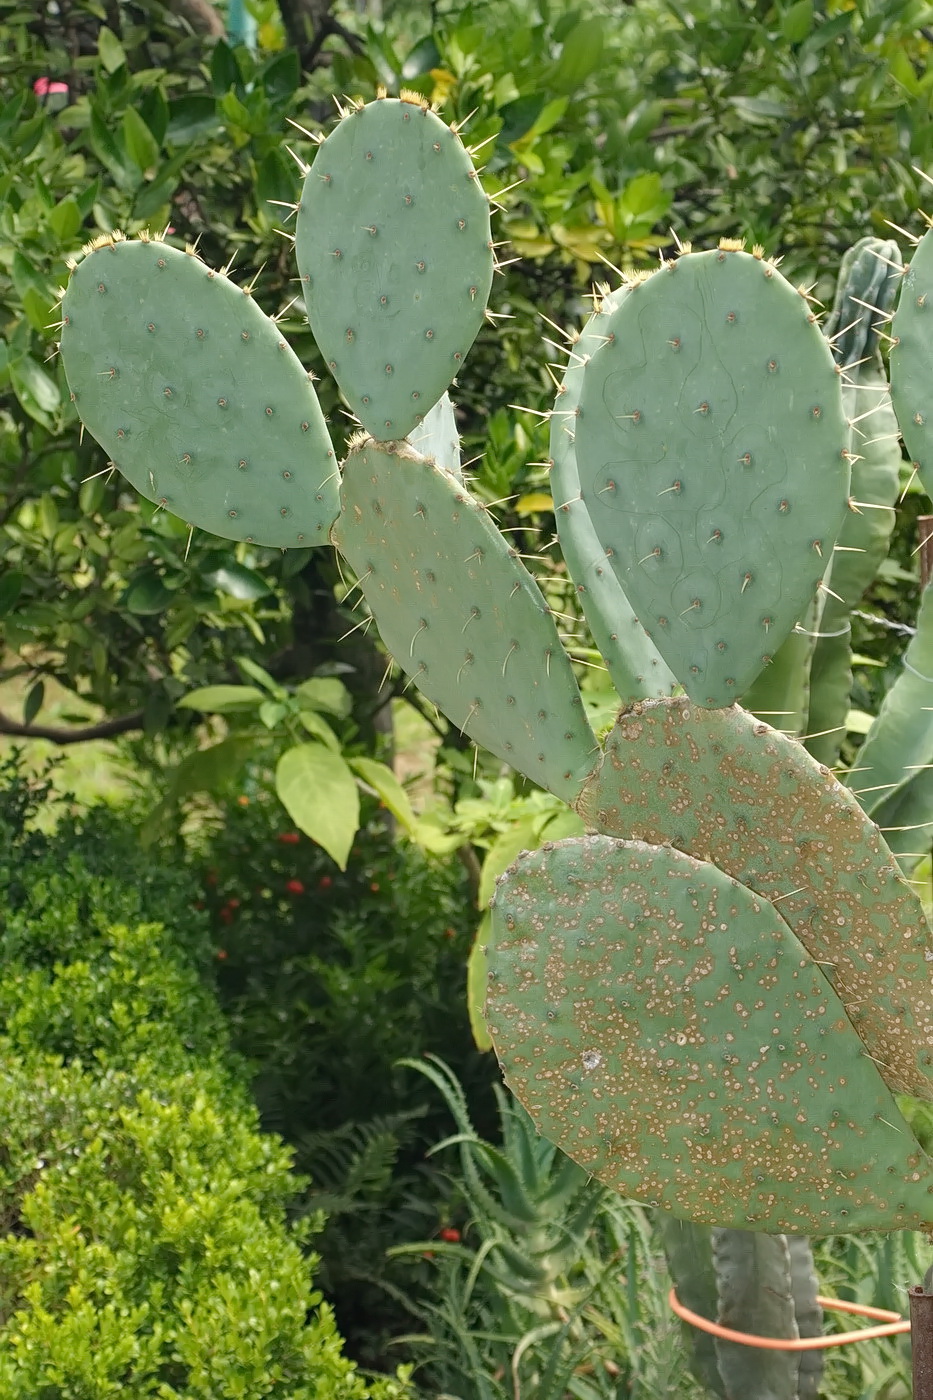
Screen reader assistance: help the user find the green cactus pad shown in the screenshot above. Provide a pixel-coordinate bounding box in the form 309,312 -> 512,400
576,697 -> 933,1102
295,94 -> 494,441
550,285 -> 677,704
59,236 -> 338,548
890,225 -> 933,499
333,437 -> 598,802
485,835 -> 933,1234
807,238 -> 902,766
574,247 -> 850,707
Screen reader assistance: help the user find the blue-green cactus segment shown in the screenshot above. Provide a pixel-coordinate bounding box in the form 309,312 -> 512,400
295,94 -> 494,442
577,697 -> 933,1102
807,237 -> 903,766
890,224 -> 933,500
484,834 -> 933,1234
843,581 -> 933,862
332,437 -> 599,803
550,284 -> 677,704
574,246 -> 850,707
657,1218 -> 726,1398
409,390 -> 462,480
59,235 -> 338,548
712,1230 -> 799,1400
786,1236 -> 824,1400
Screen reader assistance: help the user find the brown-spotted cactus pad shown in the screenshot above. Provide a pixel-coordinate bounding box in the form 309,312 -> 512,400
332,437 -> 599,803
576,698 -> 933,1103
485,835 -> 933,1234
574,247 -> 850,707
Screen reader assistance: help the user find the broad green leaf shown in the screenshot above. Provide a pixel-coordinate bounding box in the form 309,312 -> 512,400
554,18 -> 603,92
276,743 -> 360,869
201,558 -> 271,600
236,654 -> 283,696
782,0 -> 814,43
166,94 -> 218,144
141,736 -> 255,845
11,355 -> 60,423
259,699 -> 288,729
23,680 -> 44,725
350,757 -> 418,834
122,108 -> 159,173
467,912 -> 493,1051
177,684 -> 265,712
48,196 -> 82,242
0,571 -> 24,617
297,708 -> 340,751
98,26 -> 126,73
295,676 -> 351,717
479,816 -> 540,910
122,570 -> 174,615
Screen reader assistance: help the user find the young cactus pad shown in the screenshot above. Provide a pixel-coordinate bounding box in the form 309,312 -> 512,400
576,697 -> 933,1103
332,437 -> 598,803
295,94 -> 494,442
59,236 -> 339,548
890,222 -> 933,499
484,834 -> 933,1235
574,246 -> 850,707
550,284 -> 677,704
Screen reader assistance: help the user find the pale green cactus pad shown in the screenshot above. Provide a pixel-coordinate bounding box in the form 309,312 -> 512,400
550,284 -> 677,704
891,223 -> 933,499
409,390 -> 462,480
59,235 -> 339,548
576,697 -> 933,1102
295,94 -> 494,441
484,835 -> 933,1234
574,246 -> 850,707
332,437 -> 599,803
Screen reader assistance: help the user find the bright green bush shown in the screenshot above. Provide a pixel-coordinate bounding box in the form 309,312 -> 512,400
0,759 -> 412,1399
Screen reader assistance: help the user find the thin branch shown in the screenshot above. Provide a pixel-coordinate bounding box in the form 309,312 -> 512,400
0,709 -> 145,744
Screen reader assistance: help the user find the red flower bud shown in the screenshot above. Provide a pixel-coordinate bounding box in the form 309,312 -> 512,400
286,879 -> 305,895
439,1227 -> 460,1243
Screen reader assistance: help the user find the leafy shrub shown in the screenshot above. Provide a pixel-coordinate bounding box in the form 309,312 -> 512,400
0,757 -> 411,1398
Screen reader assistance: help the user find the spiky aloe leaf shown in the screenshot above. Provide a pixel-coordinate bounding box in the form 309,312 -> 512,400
295,94 -> 493,441
59,236 -> 338,548
806,237 -> 903,766
844,580 -> 933,870
485,834 -> 933,1234
574,245 -> 850,707
577,696 -> 933,1103
549,284 -> 676,703
409,390 -> 462,480
332,437 -> 598,803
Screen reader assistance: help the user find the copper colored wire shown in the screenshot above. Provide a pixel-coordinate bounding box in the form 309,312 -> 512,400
669,1287 -> 911,1349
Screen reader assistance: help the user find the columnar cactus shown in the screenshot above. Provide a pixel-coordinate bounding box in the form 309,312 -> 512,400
58,87 -> 933,1397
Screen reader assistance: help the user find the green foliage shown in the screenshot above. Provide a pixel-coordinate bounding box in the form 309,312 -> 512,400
0,756 -> 411,1398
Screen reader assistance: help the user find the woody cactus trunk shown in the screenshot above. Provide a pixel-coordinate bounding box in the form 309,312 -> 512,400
58,91 -> 933,1397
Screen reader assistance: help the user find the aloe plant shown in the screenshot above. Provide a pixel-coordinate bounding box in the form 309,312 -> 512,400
59,90 -> 933,1398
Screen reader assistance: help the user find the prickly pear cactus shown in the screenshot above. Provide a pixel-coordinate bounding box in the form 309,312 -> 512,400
573,246 -> 851,706
294,92 -> 494,441
485,834 -> 933,1234
59,234 -> 339,548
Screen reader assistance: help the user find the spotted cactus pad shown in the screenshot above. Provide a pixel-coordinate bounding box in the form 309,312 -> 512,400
574,246 -> 850,707
296,94 -> 494,441
485,835 -> 933,1235
550,284 -> 677,704
60,236 -> 338,548
333,437 -> 599,803
576,697 -> 933,1103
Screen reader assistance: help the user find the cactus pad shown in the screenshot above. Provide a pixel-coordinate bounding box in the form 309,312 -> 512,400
574,247 -> 850,707
410,390 -> 462,480
890,224 -> 933,499
551,285 -> 677,703
577,697 -> 933,1102
485,835 -> 933,1234
333,437 -> 598,802
295,94 -> 494,441
59,236 -> 338,548
577,700 -> 930,1103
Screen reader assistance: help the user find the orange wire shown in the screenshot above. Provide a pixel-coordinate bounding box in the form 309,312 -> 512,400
668,1287 -> 912,1350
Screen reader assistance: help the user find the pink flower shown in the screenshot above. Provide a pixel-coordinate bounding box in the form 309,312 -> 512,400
34,77 -> 69,96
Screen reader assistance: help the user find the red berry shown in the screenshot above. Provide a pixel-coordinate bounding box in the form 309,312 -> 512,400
318,876 -> 332,891
444,927 -> 456,940
226,897 -> 241,909
370,881 -> 380,892
439,1227 -> 460,1243
286,879 -> 305,895
219,907 -> 233,924
277,832 -> 301,844
216,949 -> 228,960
